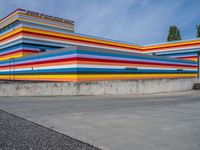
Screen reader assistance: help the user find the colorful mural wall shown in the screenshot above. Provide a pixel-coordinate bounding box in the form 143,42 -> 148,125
0,46 -> 197,82
0,9 -> 199,82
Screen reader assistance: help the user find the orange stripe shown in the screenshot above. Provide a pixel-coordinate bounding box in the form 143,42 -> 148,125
77,75 -> 197,81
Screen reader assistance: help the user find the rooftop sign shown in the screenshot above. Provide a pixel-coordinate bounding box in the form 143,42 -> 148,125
23,9 -> 74,25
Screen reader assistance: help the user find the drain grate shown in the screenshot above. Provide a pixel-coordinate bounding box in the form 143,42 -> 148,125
193,83 -> 200,90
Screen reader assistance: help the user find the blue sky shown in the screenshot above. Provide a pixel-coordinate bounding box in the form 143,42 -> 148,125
1,0 -> 200,45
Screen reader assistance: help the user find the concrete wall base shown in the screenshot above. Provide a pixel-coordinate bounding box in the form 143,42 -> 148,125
0,78 -> 198,96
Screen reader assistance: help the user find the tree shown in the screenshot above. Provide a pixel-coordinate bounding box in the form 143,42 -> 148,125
196,25 -> 200,38
167,26 -> 181,42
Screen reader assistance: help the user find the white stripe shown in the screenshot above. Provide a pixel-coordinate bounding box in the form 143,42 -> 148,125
0,64 -> 196,72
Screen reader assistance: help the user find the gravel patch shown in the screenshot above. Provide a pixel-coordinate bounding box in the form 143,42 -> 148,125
0,110 -> 101,150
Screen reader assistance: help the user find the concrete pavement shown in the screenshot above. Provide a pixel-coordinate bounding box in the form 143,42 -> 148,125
0,91 -> 200,150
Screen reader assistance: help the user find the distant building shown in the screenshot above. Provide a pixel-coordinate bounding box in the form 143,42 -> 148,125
0,9 -> 199,81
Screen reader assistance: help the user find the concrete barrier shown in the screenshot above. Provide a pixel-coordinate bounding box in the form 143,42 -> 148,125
0,78 -> 198,96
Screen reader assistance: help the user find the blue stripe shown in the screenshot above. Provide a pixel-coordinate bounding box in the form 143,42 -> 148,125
76,50 -> 197,65
0,68 -> 197,75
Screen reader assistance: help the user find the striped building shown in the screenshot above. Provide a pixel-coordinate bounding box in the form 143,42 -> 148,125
0,9 -> 199,82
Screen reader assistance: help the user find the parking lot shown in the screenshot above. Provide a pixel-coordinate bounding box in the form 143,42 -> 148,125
0,91 -> 200,150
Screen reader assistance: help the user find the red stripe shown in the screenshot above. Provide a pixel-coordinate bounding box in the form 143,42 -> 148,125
23,49 -> 39,52
0,57 -> 77,68
177,56 -> 197,59
77,57 -> 197,68
1,32 -> 22,43
0,57 -> 196,69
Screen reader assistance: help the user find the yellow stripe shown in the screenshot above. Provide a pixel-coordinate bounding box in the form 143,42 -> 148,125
22,27 -> 141,49
182,58 -> 198,61
0,74 -> 196,82
0,54 -> 23,61
0,74 -> 195,79
0,74 -> 78,82
0,27 -> 22,40
0,74 -> 77,78
143,40 -> 200,50
76,74 -> 196,79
